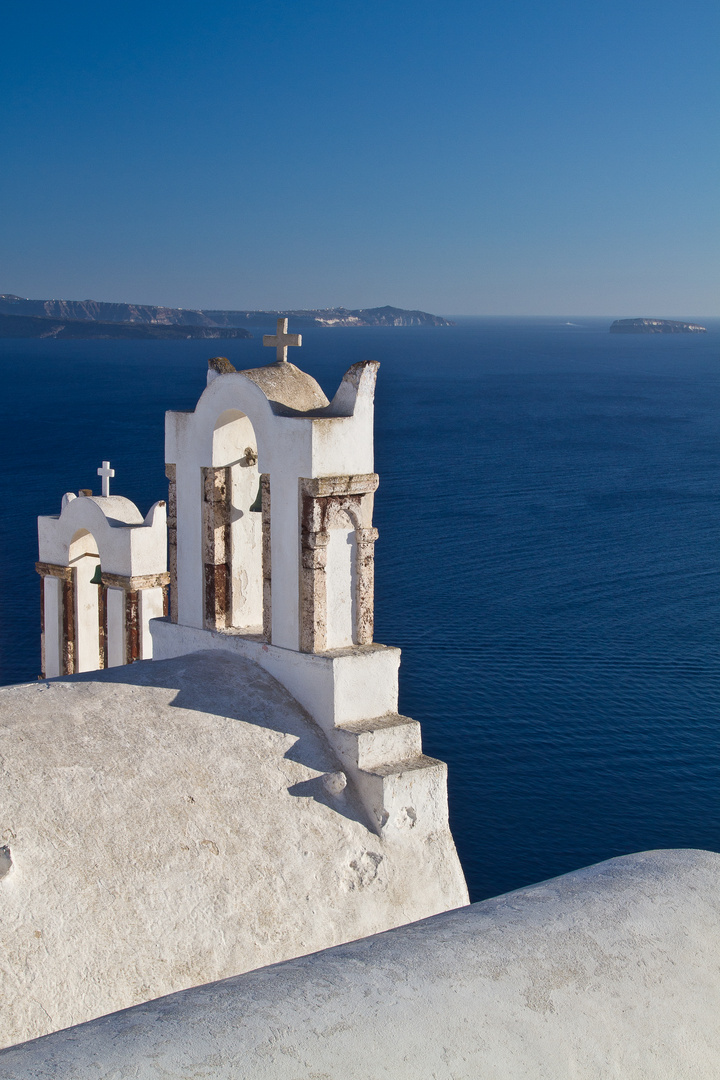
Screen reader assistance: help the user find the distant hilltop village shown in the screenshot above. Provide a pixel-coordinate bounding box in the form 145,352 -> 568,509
0,294 -> 453,340
610,317 -> 707,334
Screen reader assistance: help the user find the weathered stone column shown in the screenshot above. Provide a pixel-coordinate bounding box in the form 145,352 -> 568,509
165,463 -> 178,623
202,465 -> 231,630
300,527 -> 330,653
35,562 -> 76,677
39,572 -> 45,676
261,473 -> 272,643
299,474 -> 379,654
125,589 -> 140,664
356,527 -> 379,645
98,582 -> 108,669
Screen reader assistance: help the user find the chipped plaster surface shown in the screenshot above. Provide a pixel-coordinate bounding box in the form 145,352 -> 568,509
0,651 -> 466,1049
3,849 -> 720,1078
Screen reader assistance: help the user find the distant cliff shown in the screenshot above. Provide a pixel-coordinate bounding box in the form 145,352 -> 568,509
610,318 -> 707,334
0,313 -> 251,341
0,295 -> 454,329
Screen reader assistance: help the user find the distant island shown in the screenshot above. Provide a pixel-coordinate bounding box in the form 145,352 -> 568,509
0,313 -> 252,341
610,318 -> 707,334
0,294 -> 453,338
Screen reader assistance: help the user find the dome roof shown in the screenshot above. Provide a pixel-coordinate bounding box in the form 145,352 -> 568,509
237,361 -> 329,414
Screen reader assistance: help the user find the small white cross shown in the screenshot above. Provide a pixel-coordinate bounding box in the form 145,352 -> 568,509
97,460 -> 115,497
263,318 -> 302,363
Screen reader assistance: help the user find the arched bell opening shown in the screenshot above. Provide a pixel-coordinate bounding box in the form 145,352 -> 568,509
299,476 -> 379,654
68,528 -> 102,672
204,409 -> 264,634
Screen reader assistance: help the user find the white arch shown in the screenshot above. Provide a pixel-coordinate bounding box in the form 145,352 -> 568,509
166,374 -> 315,642
39,495 -> 166,577
169,373 -> 315,476
165,363 -> 378,648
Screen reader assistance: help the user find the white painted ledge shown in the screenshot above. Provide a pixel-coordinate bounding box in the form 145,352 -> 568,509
2,849 -> 719,1078
150,617 -> 401,729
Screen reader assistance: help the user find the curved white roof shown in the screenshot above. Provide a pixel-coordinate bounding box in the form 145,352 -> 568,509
3,849 -> 719,1077
0,651 -> 465,1048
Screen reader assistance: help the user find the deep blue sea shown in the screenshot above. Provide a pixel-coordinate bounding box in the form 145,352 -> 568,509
3,317 -> 720,903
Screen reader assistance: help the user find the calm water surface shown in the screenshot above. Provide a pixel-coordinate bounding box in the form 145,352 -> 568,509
2,318 -> 720,901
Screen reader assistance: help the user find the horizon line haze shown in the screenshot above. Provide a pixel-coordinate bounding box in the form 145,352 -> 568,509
3,291 -> 718,325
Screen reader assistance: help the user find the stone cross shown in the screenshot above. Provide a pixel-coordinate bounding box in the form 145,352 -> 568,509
263,318 -> 302,363
97,460 -> 115,497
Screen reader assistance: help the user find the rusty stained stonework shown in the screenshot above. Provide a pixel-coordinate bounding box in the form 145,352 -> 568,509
355,525 -> 379,645
35,563 -> 171,676
125,590 -> 140,664
62,577 -> 76,675
98,584 -> 108,669
39,574 -> 45,678
35,561 -> 73,582
261,473 -> 272,643
202,465 -> 232,630
197,464 -> 269,640
165,464 -> 178,623
100,572 -> 170,666
35,562 -> 77,677
302,475 -> 379,499
101,572 -> 170,591
299,474 -> 379,654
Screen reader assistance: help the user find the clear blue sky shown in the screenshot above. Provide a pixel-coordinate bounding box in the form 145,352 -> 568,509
2,0 -> 718,315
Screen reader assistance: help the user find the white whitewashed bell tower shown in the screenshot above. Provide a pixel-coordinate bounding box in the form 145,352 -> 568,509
36,475 -> 168,678
153,326 -> 451,837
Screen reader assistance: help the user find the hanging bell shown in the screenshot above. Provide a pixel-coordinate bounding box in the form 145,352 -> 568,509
249,481 -> 263,513
89,564 -> 103,585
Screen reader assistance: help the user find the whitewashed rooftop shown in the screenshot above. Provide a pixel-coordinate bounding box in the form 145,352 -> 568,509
0,651 -> 466,1048
2,849 -> 718,1078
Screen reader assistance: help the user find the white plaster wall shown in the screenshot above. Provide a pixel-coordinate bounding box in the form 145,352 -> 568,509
72,553 -> 100,673
310,414 -> 375,478
139,588 -> 164,659
325,526 -> 356,649
312,361 -> 378,477
106,589 -> 125,668
230,494 -> 262,630
127,502 -> 168,576
331,645 -> 400,725
212,411 -> 254,466
42,578 -> 62,679
4,850 -> 719,1079
173,459 -> 203,628
269,471 -> 302,648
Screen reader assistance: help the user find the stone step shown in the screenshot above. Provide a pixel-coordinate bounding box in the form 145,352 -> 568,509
333,713 -> 422,771
354,754 -> 449,836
